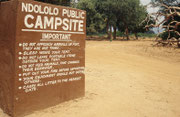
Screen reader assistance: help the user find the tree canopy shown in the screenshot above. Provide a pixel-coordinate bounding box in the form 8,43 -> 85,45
77,0 -> 105,34
77,0 -> 149,40
35,0 -> 70,6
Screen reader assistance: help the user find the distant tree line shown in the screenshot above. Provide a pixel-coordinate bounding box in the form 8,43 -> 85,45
76,0 -> 152,40
0,0 -> 8,2
0,0 -> 71,6
34,0 -> 152,40
35,0 -> 70,6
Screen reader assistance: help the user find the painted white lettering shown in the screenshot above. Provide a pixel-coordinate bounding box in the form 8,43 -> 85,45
24,14 -> 34,28
35,15 -> 43,29
44,16 -> 54,29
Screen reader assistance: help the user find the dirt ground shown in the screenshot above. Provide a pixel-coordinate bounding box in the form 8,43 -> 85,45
1,40 -> 180,117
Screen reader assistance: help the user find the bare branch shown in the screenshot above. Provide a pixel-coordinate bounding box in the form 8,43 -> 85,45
142,2 -> 180,47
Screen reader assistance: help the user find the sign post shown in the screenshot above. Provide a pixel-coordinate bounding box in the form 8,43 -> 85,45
0,0 -> 86,116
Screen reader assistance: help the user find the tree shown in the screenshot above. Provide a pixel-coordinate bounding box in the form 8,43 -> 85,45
76,0 -> 150,40
147,0 -> 180,47
0,0 -> 71,6
36,0 -> 71,6
129,6 -> 148,39
71,0 -> 79,7
116,0 -> 148,40
77,0 -> 105,34
0,0 -> 8,2
95,0 -> 117,39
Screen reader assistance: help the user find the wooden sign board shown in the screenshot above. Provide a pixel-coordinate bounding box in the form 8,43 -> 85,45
0,0 -> 86,117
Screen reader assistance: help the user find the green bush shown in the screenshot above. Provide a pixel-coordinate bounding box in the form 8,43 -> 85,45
87,33 -> 106,37
137,33 -> 156,38
159,31 -> 179,40
116,31 -> 156,38
116,31 -> 125,37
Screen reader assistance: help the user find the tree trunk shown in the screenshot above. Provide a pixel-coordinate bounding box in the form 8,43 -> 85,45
113,26 -> 117,40
134,32 -> 138,40
125,27 -> 129,40
106,19 -> 110,39
109,25 -> 112,40
178,40 -> 180,48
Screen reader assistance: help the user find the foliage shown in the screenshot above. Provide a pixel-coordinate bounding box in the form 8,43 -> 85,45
116,31 -> 125,37
116,31 -> 156,38
35,0 -> 70,6
87,33 -> 106,37
0,0 -> 8,2
0,0 -> 71,6
77,0 -> 105,34
94,0 -> 150,40
151,0 -> 179,7
159,31 -> 179,41
137,33 -> 156,38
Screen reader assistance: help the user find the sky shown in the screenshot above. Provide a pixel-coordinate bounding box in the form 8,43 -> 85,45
140,0 -> 159,13
140,0 -> 164,33
140,0 -> 151,5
